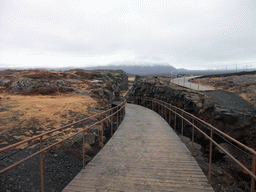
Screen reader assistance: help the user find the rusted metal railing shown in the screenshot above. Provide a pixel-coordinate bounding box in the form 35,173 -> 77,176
0,98 -> 126,192
127,96 -> 256,192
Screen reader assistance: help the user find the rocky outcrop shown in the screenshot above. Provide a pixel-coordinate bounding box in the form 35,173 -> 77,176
90,69 -> 128,95
1,69 -> 128,104
10,78 -> 74,94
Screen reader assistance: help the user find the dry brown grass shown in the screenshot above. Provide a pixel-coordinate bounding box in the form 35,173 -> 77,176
0,94 -> 97,146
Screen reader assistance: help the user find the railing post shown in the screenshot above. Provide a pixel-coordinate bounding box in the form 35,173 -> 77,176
123,103 -> 125,120
208,127 -> 213,184
181,111 -> 184,142
174,108 -> 177,132
82,120 -> 85,168
251,154 -> 256,192
169,106 -> 171,125
117,107 -> 119,128
162,101 -> 164,117
100,114 -> 104,148
39,136 -> 44,192
121,104 -> 123,122
192,117 -> 195,156
165,104 -> 167,120
111,109 -> 113,137
82,120 -> 87,168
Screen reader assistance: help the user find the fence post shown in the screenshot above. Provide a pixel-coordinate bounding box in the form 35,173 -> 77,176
100,114 -> 104,148
121,104 -> 123,121
169,106 -> 171,125
165,104 -> 167,120
174,108 -> 177,132
39,136 -> 44,192
208,127 -> 213,183
123,103 -> 125,118
162,101 -> 164,117
192,118 -> 195,156
181,111 -> 184,142
251,154 -> 256,192
82,120 -> 86,168
111,109 -> 113,137
117,106 -> 119,128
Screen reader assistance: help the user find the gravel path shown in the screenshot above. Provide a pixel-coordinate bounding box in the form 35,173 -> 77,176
206,90 -> 255,113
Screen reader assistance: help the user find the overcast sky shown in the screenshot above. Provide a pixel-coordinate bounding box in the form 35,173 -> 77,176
0,0 -> 256,70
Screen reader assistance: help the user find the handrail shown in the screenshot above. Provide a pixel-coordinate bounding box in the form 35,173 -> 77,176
0,98 -> 126,192
127,96 -> 256,192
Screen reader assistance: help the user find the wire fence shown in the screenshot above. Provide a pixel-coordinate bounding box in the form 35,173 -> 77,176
208,62 -> 256,74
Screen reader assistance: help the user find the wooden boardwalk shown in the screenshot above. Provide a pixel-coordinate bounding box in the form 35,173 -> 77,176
63,104 -> 214,192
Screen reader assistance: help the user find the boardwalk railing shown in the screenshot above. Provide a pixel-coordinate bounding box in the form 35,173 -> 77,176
0,98 -> 126,192
127,96 -> 256,192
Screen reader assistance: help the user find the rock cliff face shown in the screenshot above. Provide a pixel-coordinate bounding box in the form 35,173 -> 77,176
0,69 -> 128,104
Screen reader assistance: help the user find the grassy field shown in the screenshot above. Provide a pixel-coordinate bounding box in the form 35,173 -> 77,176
0,94 -> 97,147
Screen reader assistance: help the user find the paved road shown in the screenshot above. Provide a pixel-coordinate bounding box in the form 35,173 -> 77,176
171,76 -> 215,91
63,104 -> 213,192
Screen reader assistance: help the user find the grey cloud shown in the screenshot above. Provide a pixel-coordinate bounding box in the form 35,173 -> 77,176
0,0 -> 256,69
